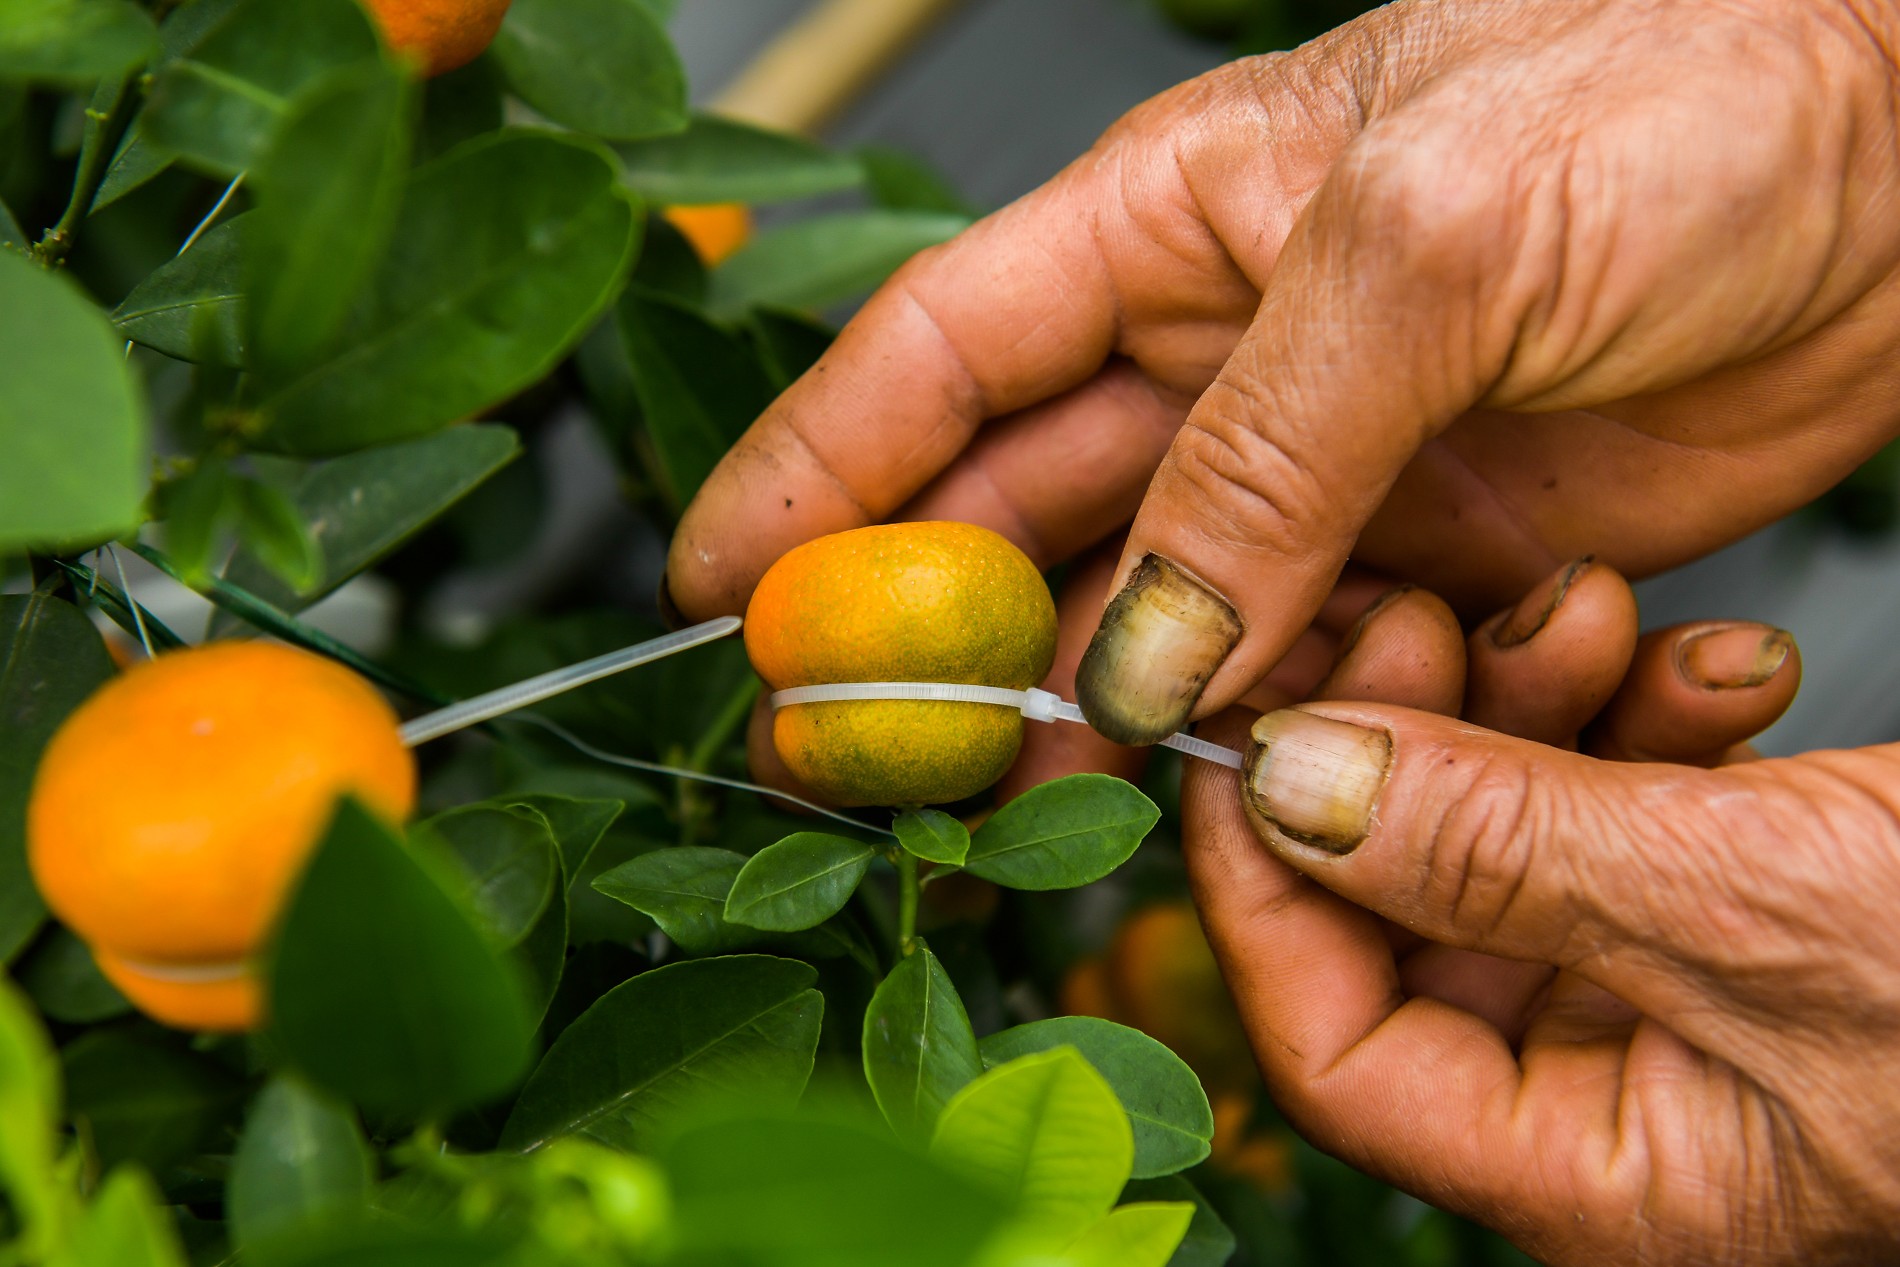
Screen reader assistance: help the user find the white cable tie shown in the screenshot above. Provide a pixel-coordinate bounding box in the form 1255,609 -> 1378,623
401,616 -> 743,747
769,681 -> 1244,768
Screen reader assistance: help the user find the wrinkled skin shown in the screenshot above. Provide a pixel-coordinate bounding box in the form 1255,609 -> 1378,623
668,0 -> 1900,1260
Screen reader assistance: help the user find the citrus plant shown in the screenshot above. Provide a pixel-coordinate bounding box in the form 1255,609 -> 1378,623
1,1 -> 1540,1263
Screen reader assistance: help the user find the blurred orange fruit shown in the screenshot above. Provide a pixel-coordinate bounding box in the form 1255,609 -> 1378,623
745,522 -> 1057,807
663,203 -> 753,265
27,642 -> 415,1031
363,0 -> 513,77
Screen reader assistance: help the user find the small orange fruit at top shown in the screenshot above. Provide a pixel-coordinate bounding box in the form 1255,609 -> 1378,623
27,641 -> 415,1032
362,0 -> 513,78
663,203 -> 752,266
745,522 -> 1057,808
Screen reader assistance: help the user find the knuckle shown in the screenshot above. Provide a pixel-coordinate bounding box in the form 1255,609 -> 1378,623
1330,119 -> 1513,286
1164,413 -> 1337,561
1411,751 -> 1560,952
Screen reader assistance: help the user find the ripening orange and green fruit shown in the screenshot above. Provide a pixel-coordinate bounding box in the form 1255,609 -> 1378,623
363,0 -> 513,78
27,642 -> 415,1032
744,521 -> 1057,807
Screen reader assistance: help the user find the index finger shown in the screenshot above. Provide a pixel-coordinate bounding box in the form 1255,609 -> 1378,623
664,179 -> 1121,619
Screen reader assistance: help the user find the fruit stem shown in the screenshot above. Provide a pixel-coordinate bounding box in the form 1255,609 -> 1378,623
894,849 -> 920,956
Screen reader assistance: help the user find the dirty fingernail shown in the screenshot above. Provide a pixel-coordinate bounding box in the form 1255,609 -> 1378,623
1243,710 -> 1392,854
656,569 -> 687,632
1678,624 -> 1793,690
1491,556 -> 1593,648
1075,555 -> 1242,746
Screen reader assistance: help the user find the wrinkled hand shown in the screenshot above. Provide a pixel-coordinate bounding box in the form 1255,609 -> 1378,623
1183,562 -> 1900,1265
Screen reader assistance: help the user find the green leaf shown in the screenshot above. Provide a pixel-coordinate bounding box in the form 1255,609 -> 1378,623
490,0 -> 686,141
1120,1177 -> 1236,1267
0,196 -> 26,251
416,803 -> 560,949
247,56 -> 413,383
665,1112 -> 1008,1267
62,1029 -> 247,1172
254,130 -> 639,455
591,845 -> 755,954
963,774 -> 1160,891
708,209 -> 971,318
0,979 -> 60,1250
416,56 -> 503,163
228,1075 -> 371,1247
1065,1202 -> 1196,1267
930,1047 -> 1133,1242
499,955 -> 823,1152
894,809 -> 968,866
218,424 -> 519,620
618,114 -> 862,205
0,0 -> 156,81
143,0 -> 383,176
0,594 -> 115,961
92,0 -> 247,210
59,1167 -> 187,1267
858,144 -> 977,216
233,477 -> 322,595
724,832 -> 874,932
16,926 -> 129,1024
862,945 -> 981,1143
243,1222 -> 522,1267
745,305 -> 832,390
502,793 -> 622,881
981,1017 -> 1212,1179
269,798 -> 536,1120
0,250 -> 148,548
616,286 -> 772,508
157,456 -> 238,584
111,216 -> 246,366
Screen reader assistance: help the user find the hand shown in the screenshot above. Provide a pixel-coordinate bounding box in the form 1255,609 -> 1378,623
1181,562 -> 1900,1264
667,0 -> 1900,754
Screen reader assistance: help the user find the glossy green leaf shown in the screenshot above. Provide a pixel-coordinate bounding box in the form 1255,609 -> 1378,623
931,1047 -> 1133,1241
1065,1202 -> 1196,1267
1121,1177 -> 1236,1267
591,845 -> 755,954
981,1016 -> 1213,1179
62,1029 -> 247,1172
254,131 -> 639,455
243,1222 -> 522,1267
269,798 -> 536,1119
724,833 -> 874,932
111,216 -> 246,366
143,0 -> 382,175
964,774 -> 1160,890
499,955 -> 823,1153
157,456 -> 237,584
862,945 -> 981,1142
501,793 -> 622,881
0,979 -> 60,1249
92,0 -> 247,210
16,926 -> 129,1023
59,1167 -> 187,1267
894,809 -> 968,866
0,595 -> 115,961
0,250 -> 147,548
708,209 -> 971,318
416,803 -> 559,949
618,114 -> 862,205
490,0 -> 686,141
219,424 -> 519,619
0,0 -> 156,81
665,1112 -> 1008,1267
247,56 -> 413,382
0,197 -> 25,251
228,1075 -> 371,1247
233,477 -> 322,594
616,286 -> 772,508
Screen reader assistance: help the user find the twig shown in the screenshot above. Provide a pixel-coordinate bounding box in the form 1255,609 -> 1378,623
34,73 -> 141,268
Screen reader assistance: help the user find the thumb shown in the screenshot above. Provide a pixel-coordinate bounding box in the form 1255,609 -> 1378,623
1073,119 -> 1529,745
1234,702 -> 1798,993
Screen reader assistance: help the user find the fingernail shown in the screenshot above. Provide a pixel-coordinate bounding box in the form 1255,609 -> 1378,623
1491,556 -> 1593,648
1076,555 -> 1242,746
656,569 -> 687,632
1330,585 -> 1415,670
1677,624 -> 1792,690
1243,710 -> 1391,855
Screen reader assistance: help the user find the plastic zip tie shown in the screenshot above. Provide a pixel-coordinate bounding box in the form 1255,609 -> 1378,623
400,616 -> 743,747
769,681 -> 1246,769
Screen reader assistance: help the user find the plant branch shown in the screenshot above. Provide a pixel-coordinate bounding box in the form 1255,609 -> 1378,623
894,849 -> 919,956
35,73 -> 141,268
